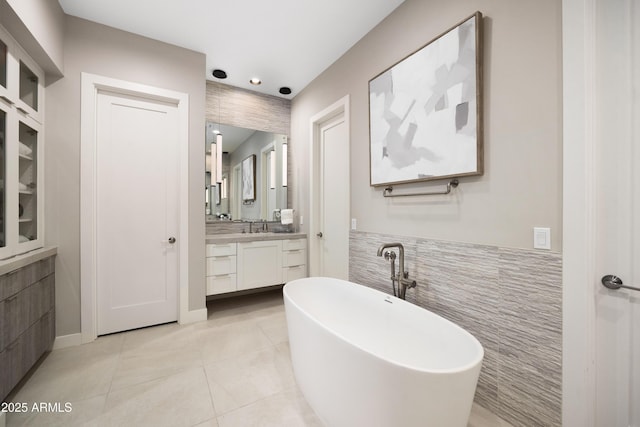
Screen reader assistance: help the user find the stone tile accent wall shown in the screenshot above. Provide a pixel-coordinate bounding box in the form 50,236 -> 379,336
349,231 -> 562,427
206,82 -> 290,136
206,221 -> 247,235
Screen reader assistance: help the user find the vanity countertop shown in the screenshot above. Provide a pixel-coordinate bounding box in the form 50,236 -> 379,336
206,232 -> 307,245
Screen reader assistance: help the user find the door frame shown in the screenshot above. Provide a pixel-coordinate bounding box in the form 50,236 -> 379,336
562,0 -> 637,424
308,95 -> 350,277
562,0 -> 598,418
80,73 -> 190,344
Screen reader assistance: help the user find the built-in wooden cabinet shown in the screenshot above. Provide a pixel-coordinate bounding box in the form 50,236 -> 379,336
0,25 -> 44,260
206,237 -> 307,296
0,252 -> 56,401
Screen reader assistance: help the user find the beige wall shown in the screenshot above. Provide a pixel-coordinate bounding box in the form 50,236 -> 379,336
46,16 -> 206,336
291,0 -> 563,250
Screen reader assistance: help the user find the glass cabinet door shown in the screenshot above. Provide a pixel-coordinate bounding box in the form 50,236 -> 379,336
18,120 -> 37,243
0,23 -> 44,259
18,61 -> 38,113
0,26 -> 14,104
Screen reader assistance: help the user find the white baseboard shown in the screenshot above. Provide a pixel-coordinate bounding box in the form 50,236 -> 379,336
53,333 -> 82,350
179,308 -> 207,325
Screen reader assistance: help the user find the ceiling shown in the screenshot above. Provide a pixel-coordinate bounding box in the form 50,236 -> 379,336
57,0 -> 405,98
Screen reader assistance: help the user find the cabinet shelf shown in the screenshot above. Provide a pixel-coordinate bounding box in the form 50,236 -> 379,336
18,154 -> 33,161
18,218 -> 32,223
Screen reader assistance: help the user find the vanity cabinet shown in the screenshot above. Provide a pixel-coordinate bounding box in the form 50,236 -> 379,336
237,240 -> 283,291
206,243 -> 237,295
0,25 -> 45,260
206,236 -> 307,296
0,252 -> 56,402
282,238 -> 307,282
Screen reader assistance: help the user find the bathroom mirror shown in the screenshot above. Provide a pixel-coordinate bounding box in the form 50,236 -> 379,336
206,122 -> 288,221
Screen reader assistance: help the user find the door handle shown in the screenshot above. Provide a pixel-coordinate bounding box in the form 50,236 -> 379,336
168,237 -> 176,244
316,232 -> 323,238
601,275 -> 640,292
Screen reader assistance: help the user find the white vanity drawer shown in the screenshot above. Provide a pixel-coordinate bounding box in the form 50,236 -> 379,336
283,265 -> 307,282
206,256 -> 237,276
206,243 -> 236,257
282,249 -> 306,267
206,274 -> 237,295
282,239 -> 306,251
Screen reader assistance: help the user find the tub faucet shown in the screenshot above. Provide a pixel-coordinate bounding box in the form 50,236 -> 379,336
377,243 -> 417,300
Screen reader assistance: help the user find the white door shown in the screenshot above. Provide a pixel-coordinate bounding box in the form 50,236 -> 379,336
594,1 -> 640,424
95,91 -> 179,335
310,96 -> 350,279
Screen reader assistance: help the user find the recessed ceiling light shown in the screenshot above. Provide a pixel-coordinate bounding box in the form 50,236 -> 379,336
249,78 -> 262,85
212,69 -> 227,79
279,87 -> 292,95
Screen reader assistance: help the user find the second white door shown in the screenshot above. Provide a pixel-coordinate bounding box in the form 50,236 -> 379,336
96,91 -> 179,335
311,97 -> 350,279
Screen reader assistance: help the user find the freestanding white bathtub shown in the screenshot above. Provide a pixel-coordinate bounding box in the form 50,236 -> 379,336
283,277 -> 484,427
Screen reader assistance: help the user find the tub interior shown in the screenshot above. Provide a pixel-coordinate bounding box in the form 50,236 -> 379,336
285,277 -> 483,372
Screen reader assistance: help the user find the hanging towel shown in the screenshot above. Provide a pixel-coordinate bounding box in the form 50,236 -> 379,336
281,209 -> 294,225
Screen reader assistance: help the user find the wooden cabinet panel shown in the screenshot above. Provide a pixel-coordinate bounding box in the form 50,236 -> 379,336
0,254 -> 55,402
206,274 -> 237,295
282,239 -> 306,251
206,256 -> 237,276
237,240 -> 282,290
282,238 -> 308,283
206,243 -> 238,296
283,265 -> 307,282
282,249 -> 306,267
206,243 -> 236,257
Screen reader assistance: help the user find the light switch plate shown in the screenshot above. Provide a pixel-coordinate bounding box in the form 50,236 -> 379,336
351,218 -> 357,230
533,227 -> 551,250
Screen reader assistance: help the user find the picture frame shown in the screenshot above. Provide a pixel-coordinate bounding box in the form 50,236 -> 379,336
369,11 -> 483,187
242,154 -> 256,201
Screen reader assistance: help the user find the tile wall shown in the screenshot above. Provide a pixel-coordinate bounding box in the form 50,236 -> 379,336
349,231 -> 562,427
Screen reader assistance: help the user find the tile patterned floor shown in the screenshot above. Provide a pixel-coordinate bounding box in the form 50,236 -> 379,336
4,289 -> 513,426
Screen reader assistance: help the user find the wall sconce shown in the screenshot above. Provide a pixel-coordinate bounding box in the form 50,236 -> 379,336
270,150 -> 276,189
282,142 -> 288,187
216,134 -> 223,183
222,176 -> 228,199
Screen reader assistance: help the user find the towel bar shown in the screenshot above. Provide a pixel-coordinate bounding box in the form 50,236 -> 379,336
383,179 -> 459,198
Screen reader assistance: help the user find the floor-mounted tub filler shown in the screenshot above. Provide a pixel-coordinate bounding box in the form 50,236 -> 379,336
284,277 -> 484,427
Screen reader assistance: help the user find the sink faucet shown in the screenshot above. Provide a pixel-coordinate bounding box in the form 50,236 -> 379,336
377,243 -> 417,299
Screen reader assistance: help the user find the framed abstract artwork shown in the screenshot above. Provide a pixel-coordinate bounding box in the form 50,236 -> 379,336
242,154 -> 256,201
369,11 -> 483,186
